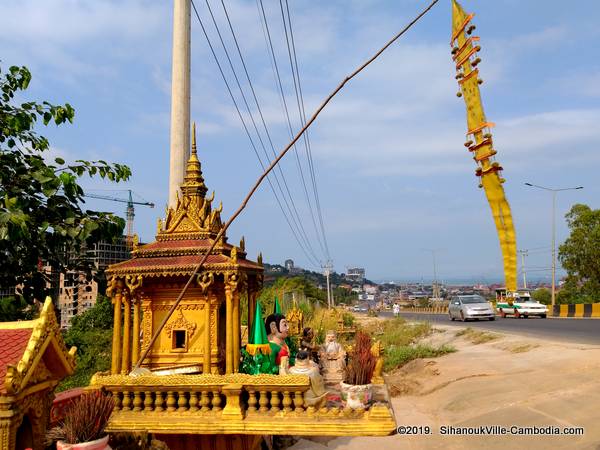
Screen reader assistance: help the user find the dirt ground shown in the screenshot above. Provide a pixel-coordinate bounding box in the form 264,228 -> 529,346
290,324 -> 600,450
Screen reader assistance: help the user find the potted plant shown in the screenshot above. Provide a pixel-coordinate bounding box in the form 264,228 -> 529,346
340,331 -> 377,409
47,391 -> 114,450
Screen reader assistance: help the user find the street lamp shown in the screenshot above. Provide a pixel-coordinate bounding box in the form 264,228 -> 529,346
524,183 -> 584,307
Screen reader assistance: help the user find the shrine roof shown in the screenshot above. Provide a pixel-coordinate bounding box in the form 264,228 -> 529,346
0,327 -> 33,393
0,299 -> 76,396
106,126 -> 263,279
106,253 -> 263,277
136,239 -> 233,252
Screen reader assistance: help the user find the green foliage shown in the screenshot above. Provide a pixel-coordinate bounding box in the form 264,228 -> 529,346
364,317 -> 454,372
0,65 -> 131,302
0,296 -> 35,321
342,312 -> 354,327
383,344 -> 456,372
376,317 -> 431,348
558,204 -> 600,304
531,288 -> 551,305
59,296 -> 113,391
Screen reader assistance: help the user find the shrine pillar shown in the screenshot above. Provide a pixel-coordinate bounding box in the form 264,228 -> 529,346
132,297 -> 141,365
203,298 -> 211,374
232,288 -> 240,373
108,279 -> 124,375
121,295 -> 132,374
225,282 -> 234,374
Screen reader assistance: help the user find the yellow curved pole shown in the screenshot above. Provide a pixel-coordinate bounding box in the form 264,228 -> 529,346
451,0 -> 517,292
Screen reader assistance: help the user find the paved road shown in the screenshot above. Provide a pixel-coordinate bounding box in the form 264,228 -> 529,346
378,311 -> 600,345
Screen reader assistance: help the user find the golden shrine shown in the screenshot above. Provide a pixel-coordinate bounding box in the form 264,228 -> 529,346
90,128 -> 397,448
103,127 -> 264,376
0,298 -> 76,450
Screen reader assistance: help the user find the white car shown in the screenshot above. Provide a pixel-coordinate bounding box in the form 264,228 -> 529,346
496,298 -> 548,319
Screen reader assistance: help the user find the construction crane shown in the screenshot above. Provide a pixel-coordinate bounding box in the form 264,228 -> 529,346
84,190 -> 155,249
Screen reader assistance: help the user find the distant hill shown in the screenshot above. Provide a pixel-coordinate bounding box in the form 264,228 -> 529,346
263,263 -> 374,288
261,263 -> 365,305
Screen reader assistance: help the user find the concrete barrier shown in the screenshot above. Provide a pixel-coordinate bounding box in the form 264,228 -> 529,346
552,303 -> 600,318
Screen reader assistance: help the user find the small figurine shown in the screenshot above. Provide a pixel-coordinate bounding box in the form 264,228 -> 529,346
319,330 -> 347,387
289,350 -> 328,408
300,327 -> 319,363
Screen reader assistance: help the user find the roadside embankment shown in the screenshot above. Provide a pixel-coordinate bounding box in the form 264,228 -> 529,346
291,324 -> 600,450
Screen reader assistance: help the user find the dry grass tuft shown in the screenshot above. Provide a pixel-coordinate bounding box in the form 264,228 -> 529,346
455,327 -> 499,344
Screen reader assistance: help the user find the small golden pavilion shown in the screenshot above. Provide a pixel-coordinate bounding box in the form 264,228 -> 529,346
91,129 -> 396,448
0,298 -> 76,450
104,128 -> 263,376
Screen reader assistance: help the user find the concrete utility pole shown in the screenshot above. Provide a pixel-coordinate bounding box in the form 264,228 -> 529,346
518,249 -> 528,289
169,0 -> 191,207
322,261 -> 333,309
423,249 -> 441,300
525,183 -> 583,307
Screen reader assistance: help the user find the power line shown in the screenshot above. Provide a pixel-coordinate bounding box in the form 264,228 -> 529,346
256,0 -> 326,262
278,0 -> 330,259
200,0 -> 321,265
190,0 -> 320,267
283,0 -> 331,260
214,0 -> 324,265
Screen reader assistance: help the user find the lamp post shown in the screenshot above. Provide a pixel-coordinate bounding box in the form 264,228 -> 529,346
524,183 -> 583,307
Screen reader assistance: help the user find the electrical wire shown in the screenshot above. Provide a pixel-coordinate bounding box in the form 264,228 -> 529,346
201,0 -> 320,265
190,0 -> 320,267
283,0 -> 331,260
278,0 -> 329,259
256,0 -> 327,262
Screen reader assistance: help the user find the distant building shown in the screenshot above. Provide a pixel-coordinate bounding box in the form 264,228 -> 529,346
284,259 -> 294,271
58,237 -> 132,328
346,267 -> 365,283
363,284 -> 378,295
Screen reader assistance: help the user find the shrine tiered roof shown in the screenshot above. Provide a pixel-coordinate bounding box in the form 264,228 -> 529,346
105,126 -> 262,279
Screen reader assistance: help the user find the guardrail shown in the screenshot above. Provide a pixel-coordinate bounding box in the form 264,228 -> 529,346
552,303 -> 600,318
399,306 -> 448,314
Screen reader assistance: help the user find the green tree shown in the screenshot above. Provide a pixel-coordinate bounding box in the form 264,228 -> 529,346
0,65 -> 131,303
558,204 -> 600,304
0,296 -> 35,321
531,288 -> 551,305
60,296 -> 113,391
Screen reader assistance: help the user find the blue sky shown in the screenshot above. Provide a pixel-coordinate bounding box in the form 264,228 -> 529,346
1,0 -> 599,283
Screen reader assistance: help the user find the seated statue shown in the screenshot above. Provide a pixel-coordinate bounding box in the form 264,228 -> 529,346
265,313 -> 290,374
289,350 -> 328,408
300,327 -> 319,363
319,330 -> 347,387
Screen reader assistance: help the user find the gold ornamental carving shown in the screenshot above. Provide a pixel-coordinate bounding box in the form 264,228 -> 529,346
196,272 -> 215,293
164,310 -> 197,340
125,274 -> 143,296
91,373 -> 310,387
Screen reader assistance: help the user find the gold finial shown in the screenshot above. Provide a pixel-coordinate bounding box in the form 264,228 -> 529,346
181,121 -> 207,197
257,252 -> 263,265
240,236 -> 245,252
192,121 -> 197,156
